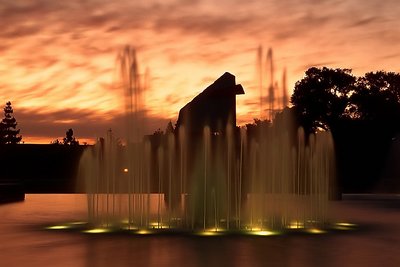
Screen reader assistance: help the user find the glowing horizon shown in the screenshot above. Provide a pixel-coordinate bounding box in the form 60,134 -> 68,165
1,0 -> 400,144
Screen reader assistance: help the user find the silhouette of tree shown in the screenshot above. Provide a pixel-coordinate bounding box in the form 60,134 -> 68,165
351,71 -> 400,123
292,68 -> 400,134
0,101 -> 22,144
245,118 -> 271,140
165,121 -> 174,135
152,128 -> 163,136
51,139 -> 62,145
291,67 -> 356,134
63,128 -> 79,145
290,67 -> 400,194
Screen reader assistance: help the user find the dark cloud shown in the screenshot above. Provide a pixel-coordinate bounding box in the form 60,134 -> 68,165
165,94 -> 183,106
0,44 -> 10,53
349,17 -> 379,28
152,13 -> 255,37
380,53 -> 400,60
299,62 -> 339,72
16,107 -> 170,143
273,28 -> 302,41
14,104 -> 173,140
106,26 -> 121,33
14,56 -> 59,70
241,100 -> 260,109
1,24 -> 42,38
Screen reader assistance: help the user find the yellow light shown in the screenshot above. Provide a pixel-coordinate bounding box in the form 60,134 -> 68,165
149,222 -> 168,229
250,230 -> 278,236
123,168 -> 128,173
336,222 -> 356,227
83,228 -> 110,234
307,228 -> 326,234
196,228 -> 222,236
288,221 -> 305,229
70,221 -> 87,225
197,231 -> 220,236
136,229 -> 152,235
334,222 -> 357,230
46,225 -> 70,230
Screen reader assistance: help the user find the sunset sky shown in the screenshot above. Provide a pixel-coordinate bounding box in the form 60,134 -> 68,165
1,0 -> 400,143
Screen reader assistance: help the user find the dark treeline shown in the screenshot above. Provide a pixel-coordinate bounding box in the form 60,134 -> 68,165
0,144 -> 85,193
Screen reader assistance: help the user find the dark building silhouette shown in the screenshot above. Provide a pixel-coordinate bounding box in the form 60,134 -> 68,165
176,72 -> 245,135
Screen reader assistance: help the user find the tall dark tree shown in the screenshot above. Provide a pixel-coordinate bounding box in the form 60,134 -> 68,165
63,128 -> 79,145
0,101 -> 22,144
291,67 -> 356,134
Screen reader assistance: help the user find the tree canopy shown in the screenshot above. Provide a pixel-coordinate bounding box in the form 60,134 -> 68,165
0,101 -> 22,144
291,67 -> 400,136
63,128 -> 79,145
290,67 -> 356,133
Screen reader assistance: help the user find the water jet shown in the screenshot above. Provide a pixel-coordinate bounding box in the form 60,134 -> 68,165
77,47 -> 336,235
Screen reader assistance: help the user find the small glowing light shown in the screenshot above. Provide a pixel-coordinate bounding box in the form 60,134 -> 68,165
197,231 -> 220,236
136,229 -> 152,235
149,222 -> 168,229
46,225 -> 70,230
123,168 -> 128,173
83,228 -> 110,234
250,230 -> 278,236
336,222 -> 356,227
307,228 -> 326,234
288,221 -> 305,229
196,228 -> 222,236
70,221 -> 87,225
334,222 -> 357,230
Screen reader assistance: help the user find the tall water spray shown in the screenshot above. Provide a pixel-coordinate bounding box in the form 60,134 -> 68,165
257,46 -> 289,121
79,47 -> 335,232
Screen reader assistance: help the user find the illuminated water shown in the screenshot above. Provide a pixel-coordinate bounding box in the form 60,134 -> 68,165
78,47 -> 335,232
79,118 -> 334,231
1,194 -> 399,267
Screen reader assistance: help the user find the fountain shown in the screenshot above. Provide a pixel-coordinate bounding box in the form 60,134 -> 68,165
78,46 -> 335,235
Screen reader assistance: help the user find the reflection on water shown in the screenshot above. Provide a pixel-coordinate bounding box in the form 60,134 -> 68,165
0,194 -> 399,267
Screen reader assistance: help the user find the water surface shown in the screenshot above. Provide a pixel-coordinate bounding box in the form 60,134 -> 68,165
0,194 -> 399,267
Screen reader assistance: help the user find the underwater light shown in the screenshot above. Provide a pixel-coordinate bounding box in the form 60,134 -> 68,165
83,228 -> 110,234
336,222 -> 356,227
121,225 -> 138,231
288,221 -> 305,229
196,231 -> 220,236
69,221 -> 87,225
149,222 -> 170,229
250,230 -> 279,236
334,222 -> 357,230
46,225 -> 70,230
306,228 -> 326,234
196,228 -> 222,236
136,229 -> 152,235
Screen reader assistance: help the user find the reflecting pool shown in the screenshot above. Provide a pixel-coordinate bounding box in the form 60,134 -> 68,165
0,194 -> 399,267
